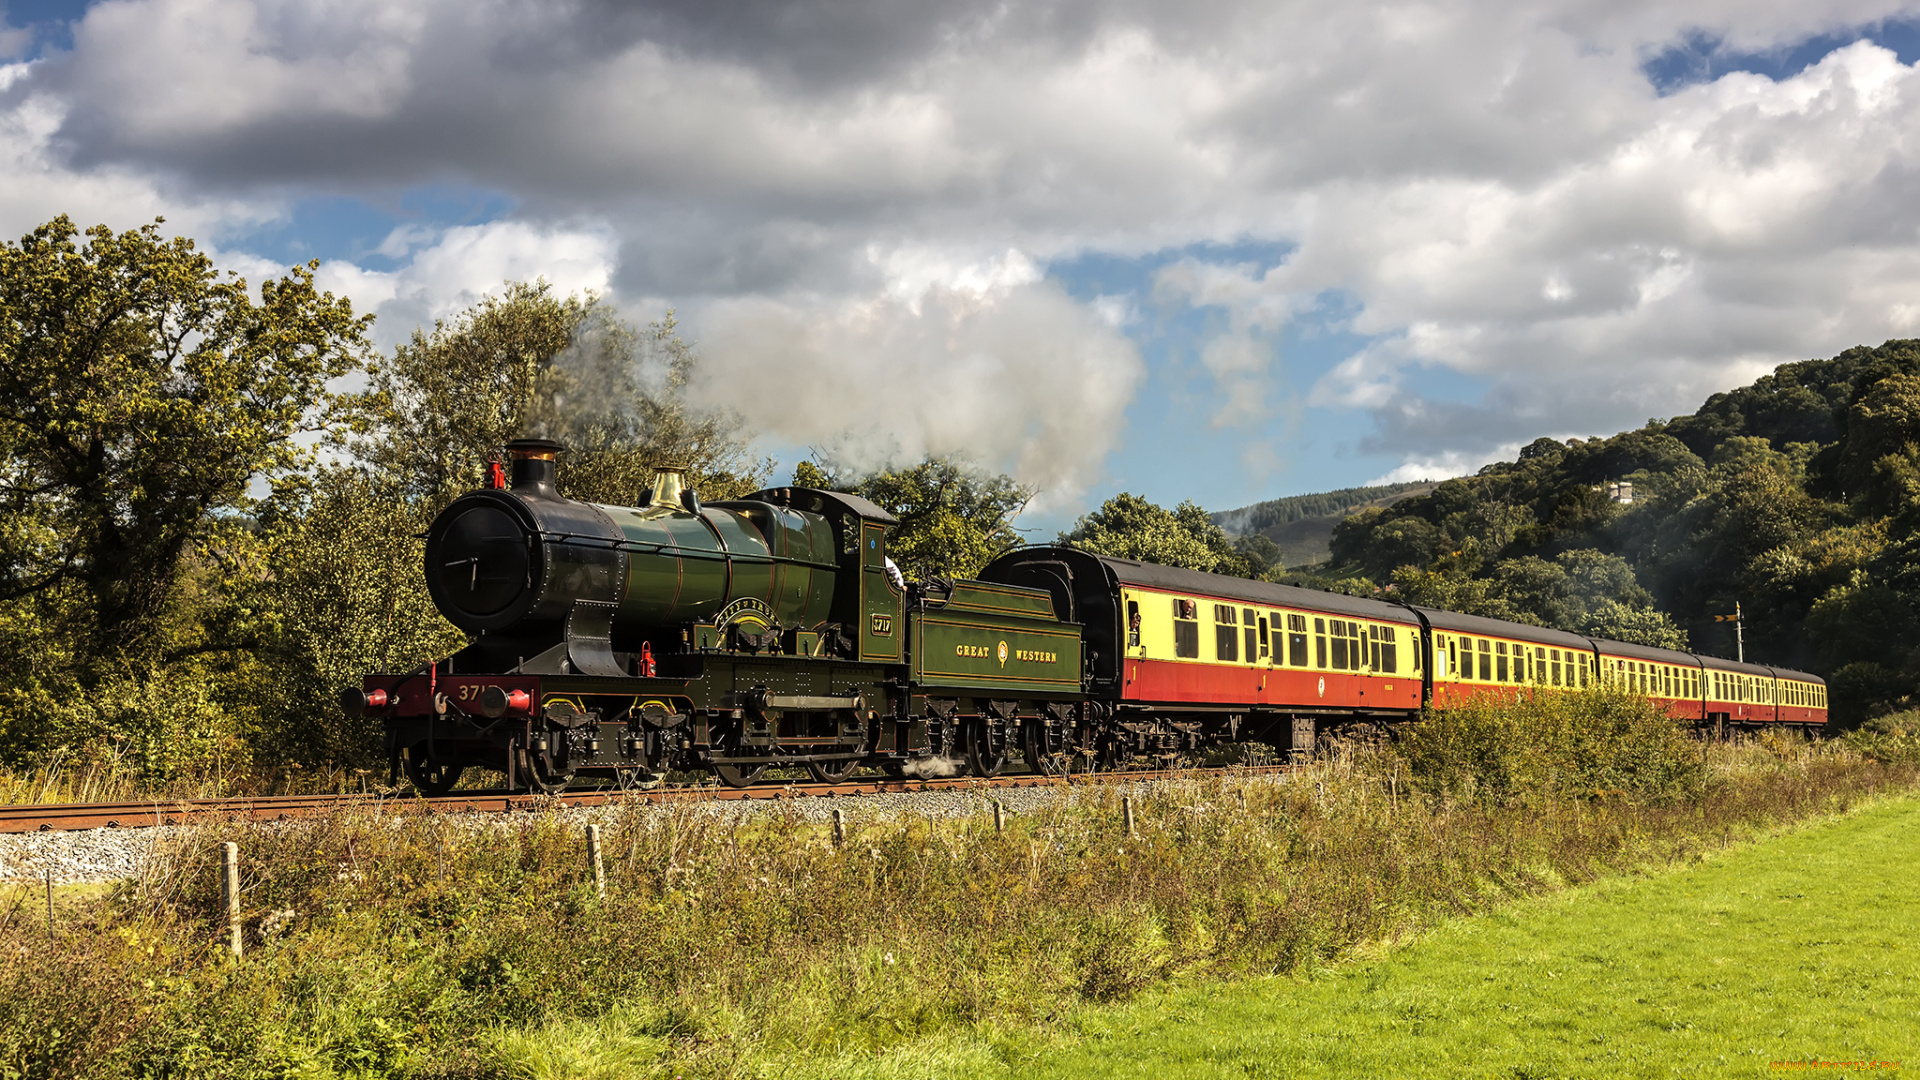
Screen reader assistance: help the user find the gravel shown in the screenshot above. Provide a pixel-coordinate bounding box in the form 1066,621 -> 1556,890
2,775 -> 1285,886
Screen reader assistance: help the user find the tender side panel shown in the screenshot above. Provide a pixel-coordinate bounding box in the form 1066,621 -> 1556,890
912,611 -> 1083,695
1115,586 -> 1422,712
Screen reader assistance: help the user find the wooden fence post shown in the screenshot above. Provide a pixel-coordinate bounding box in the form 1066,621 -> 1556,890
221,842 -> 241,958
993,800 -> 1005,833
586,825 -> 606,898
831,808 -> 846,847
1122,796 -> 1136,838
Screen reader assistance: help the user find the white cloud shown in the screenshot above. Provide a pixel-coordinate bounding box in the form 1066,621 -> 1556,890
312,221 -> 618,343
11,0 -> 1920,497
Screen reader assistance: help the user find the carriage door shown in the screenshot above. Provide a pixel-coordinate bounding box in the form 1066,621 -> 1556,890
1124,594 -> 1145,658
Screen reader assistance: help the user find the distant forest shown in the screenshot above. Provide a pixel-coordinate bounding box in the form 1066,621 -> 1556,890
1212,481 -> 1434,534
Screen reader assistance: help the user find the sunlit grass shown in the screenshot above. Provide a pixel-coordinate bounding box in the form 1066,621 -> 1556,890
2,692 -> 1914,1078
1020,793 -> 1920,1078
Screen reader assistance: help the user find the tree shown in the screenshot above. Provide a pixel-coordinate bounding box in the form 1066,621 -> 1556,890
1583,600 -> 1688,650
0,216 -> 370,667
355,285 -> 766,511
1061,493 -> 1255,576
792,455 -> 1033,580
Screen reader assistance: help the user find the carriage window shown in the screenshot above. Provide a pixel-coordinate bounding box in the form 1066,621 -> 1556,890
1257,616 -> 1269,658
1315,618 -> 1328,669
1330,620 -> 1349,670
1495,641 -> 1509,682
1287,613 -> 1309,667
1215,605 -> 1238,662
1376,625 -> 1398,673
1244,608 -> 1259,664
1477,638 -> 1492,681
1173,598 -> 1200,659
1126,600 -> 1141,648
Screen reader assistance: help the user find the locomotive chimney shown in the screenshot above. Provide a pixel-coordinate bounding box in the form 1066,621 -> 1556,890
505,438 -> 564,497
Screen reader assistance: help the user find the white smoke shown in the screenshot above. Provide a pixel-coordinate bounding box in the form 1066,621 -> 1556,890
897,754 -> 965,779
691,250 -> 1144,508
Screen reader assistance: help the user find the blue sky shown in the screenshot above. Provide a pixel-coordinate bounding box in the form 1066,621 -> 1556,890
7,1 -> 1920,532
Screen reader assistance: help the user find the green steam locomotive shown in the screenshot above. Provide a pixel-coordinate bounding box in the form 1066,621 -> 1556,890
345,440 -> 1084,792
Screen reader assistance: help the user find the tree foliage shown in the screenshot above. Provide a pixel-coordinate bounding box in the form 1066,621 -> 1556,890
354,284 -> 767,511
1329,338 -> 1920,723
793,456 -> 1033,581
1061,493 -> 1256,577
0,215 -> 370,667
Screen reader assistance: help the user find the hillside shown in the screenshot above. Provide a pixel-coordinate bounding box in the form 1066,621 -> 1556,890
1214,482 -> 1437,568
1319,339 -> 1920,724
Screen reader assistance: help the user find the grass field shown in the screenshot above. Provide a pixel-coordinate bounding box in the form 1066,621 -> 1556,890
7,698 -> 1917,1079
880,795 -> 1920,1080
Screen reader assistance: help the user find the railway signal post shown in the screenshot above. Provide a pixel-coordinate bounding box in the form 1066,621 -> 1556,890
1713,602 -> 1746,662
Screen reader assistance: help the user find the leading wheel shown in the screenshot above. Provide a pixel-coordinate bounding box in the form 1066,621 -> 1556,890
712,762 -> 766,788
965,719 -> 1009,779
404,746 -> 465,795
517,744 -> 575,794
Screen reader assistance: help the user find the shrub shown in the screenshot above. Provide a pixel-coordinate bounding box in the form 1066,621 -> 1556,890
1843,708 -> 1920,765
1396,686 -> 1706,805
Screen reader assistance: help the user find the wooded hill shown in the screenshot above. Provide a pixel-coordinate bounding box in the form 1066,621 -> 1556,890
1212,482 -> 1437,568
1316,340 -> 1920,725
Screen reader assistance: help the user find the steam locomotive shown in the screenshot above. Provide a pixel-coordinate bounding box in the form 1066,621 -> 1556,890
346,440 -> 1826,793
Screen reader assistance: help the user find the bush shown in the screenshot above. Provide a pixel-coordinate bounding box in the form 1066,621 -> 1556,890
1843,708 -> 1920,765
1396,686 -> 1706,805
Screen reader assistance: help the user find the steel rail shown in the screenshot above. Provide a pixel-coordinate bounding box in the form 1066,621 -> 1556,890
0,765 -> 1299,833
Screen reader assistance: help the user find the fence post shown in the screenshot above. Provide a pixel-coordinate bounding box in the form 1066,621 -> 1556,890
1122,795 -> 1136,838
586,824 -> 606,898
993,800 -> 1005,834
221,842 -> 242,958
45,866 -> 53,938
831,808 -> 846,848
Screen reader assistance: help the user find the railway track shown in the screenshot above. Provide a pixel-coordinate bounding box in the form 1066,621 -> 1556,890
0,765 -> 1297,833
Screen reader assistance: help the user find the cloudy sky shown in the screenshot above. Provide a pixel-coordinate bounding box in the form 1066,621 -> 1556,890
6,1 -> 1920,527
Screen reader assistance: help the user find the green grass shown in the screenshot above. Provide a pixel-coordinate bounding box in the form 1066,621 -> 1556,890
981,795 -> 1920,1079
6,696 -> 1916,1080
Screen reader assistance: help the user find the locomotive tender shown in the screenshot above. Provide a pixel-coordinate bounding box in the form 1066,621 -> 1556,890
347,441 -> 1827,793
